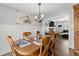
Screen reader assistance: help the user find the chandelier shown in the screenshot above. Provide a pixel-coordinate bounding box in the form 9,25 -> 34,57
34,3 -> 44,23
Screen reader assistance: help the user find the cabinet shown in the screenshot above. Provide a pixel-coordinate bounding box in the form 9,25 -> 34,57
74,4 -> 79,49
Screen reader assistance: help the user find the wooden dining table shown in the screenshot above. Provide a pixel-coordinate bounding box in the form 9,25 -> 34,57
14,37 -> 40,56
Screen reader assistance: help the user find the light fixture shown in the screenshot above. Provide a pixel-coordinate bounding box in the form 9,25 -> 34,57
34,3 -> 44,23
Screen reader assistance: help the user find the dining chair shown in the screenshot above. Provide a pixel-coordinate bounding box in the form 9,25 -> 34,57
39,35 -> 51,56
36,31 -> 40,35
45,32 -> 57,56
7,36 -> 19,56
35,31 -> 42,39
49,32 -> 57,56
23,32 -> 32,40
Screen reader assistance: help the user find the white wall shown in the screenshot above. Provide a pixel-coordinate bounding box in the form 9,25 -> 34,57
0,4 -> 16,24
0,5 -> 37,55
69,6 -> 74,49
54,15 -> 69,33
55,21 -> 69,32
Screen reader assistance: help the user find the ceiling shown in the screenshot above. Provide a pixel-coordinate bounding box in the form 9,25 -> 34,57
1,3 -> 73,19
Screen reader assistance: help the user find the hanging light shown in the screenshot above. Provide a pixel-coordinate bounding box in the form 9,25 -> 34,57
34,3 -> 44,23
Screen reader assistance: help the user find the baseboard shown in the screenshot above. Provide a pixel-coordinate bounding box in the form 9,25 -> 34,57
1,52 -> 12,56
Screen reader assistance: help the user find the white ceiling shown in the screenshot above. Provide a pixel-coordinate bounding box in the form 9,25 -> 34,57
1,3 -> 73,19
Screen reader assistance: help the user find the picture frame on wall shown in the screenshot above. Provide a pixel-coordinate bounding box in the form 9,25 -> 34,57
16,11 -> 31,24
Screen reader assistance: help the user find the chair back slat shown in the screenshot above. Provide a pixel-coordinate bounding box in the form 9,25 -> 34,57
23,32 -> 31,36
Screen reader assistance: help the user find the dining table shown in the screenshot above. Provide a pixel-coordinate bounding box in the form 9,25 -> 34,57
13,36 -> 41,56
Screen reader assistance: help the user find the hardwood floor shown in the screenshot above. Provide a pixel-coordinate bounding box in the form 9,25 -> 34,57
55,36 -> 69,56
2,36 -> 69,56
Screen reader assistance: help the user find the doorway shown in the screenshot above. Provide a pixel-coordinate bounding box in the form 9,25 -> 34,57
52,15 -> 70,56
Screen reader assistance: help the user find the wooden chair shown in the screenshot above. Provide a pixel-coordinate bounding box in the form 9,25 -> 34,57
39,35 -> 51,56
51,32 -> 57,56
36,31 -> 40,35
23,32 -> 32,40
46,32 -> 57,56
35,31 -> 42,39
7,36 -> 19,56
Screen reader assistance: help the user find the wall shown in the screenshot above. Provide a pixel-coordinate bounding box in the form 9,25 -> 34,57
55,21 -> 69,32
0,4 -> 16,55
0,4 -> 16,24
69,6 -> 74,49
0,5 -> 36,55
